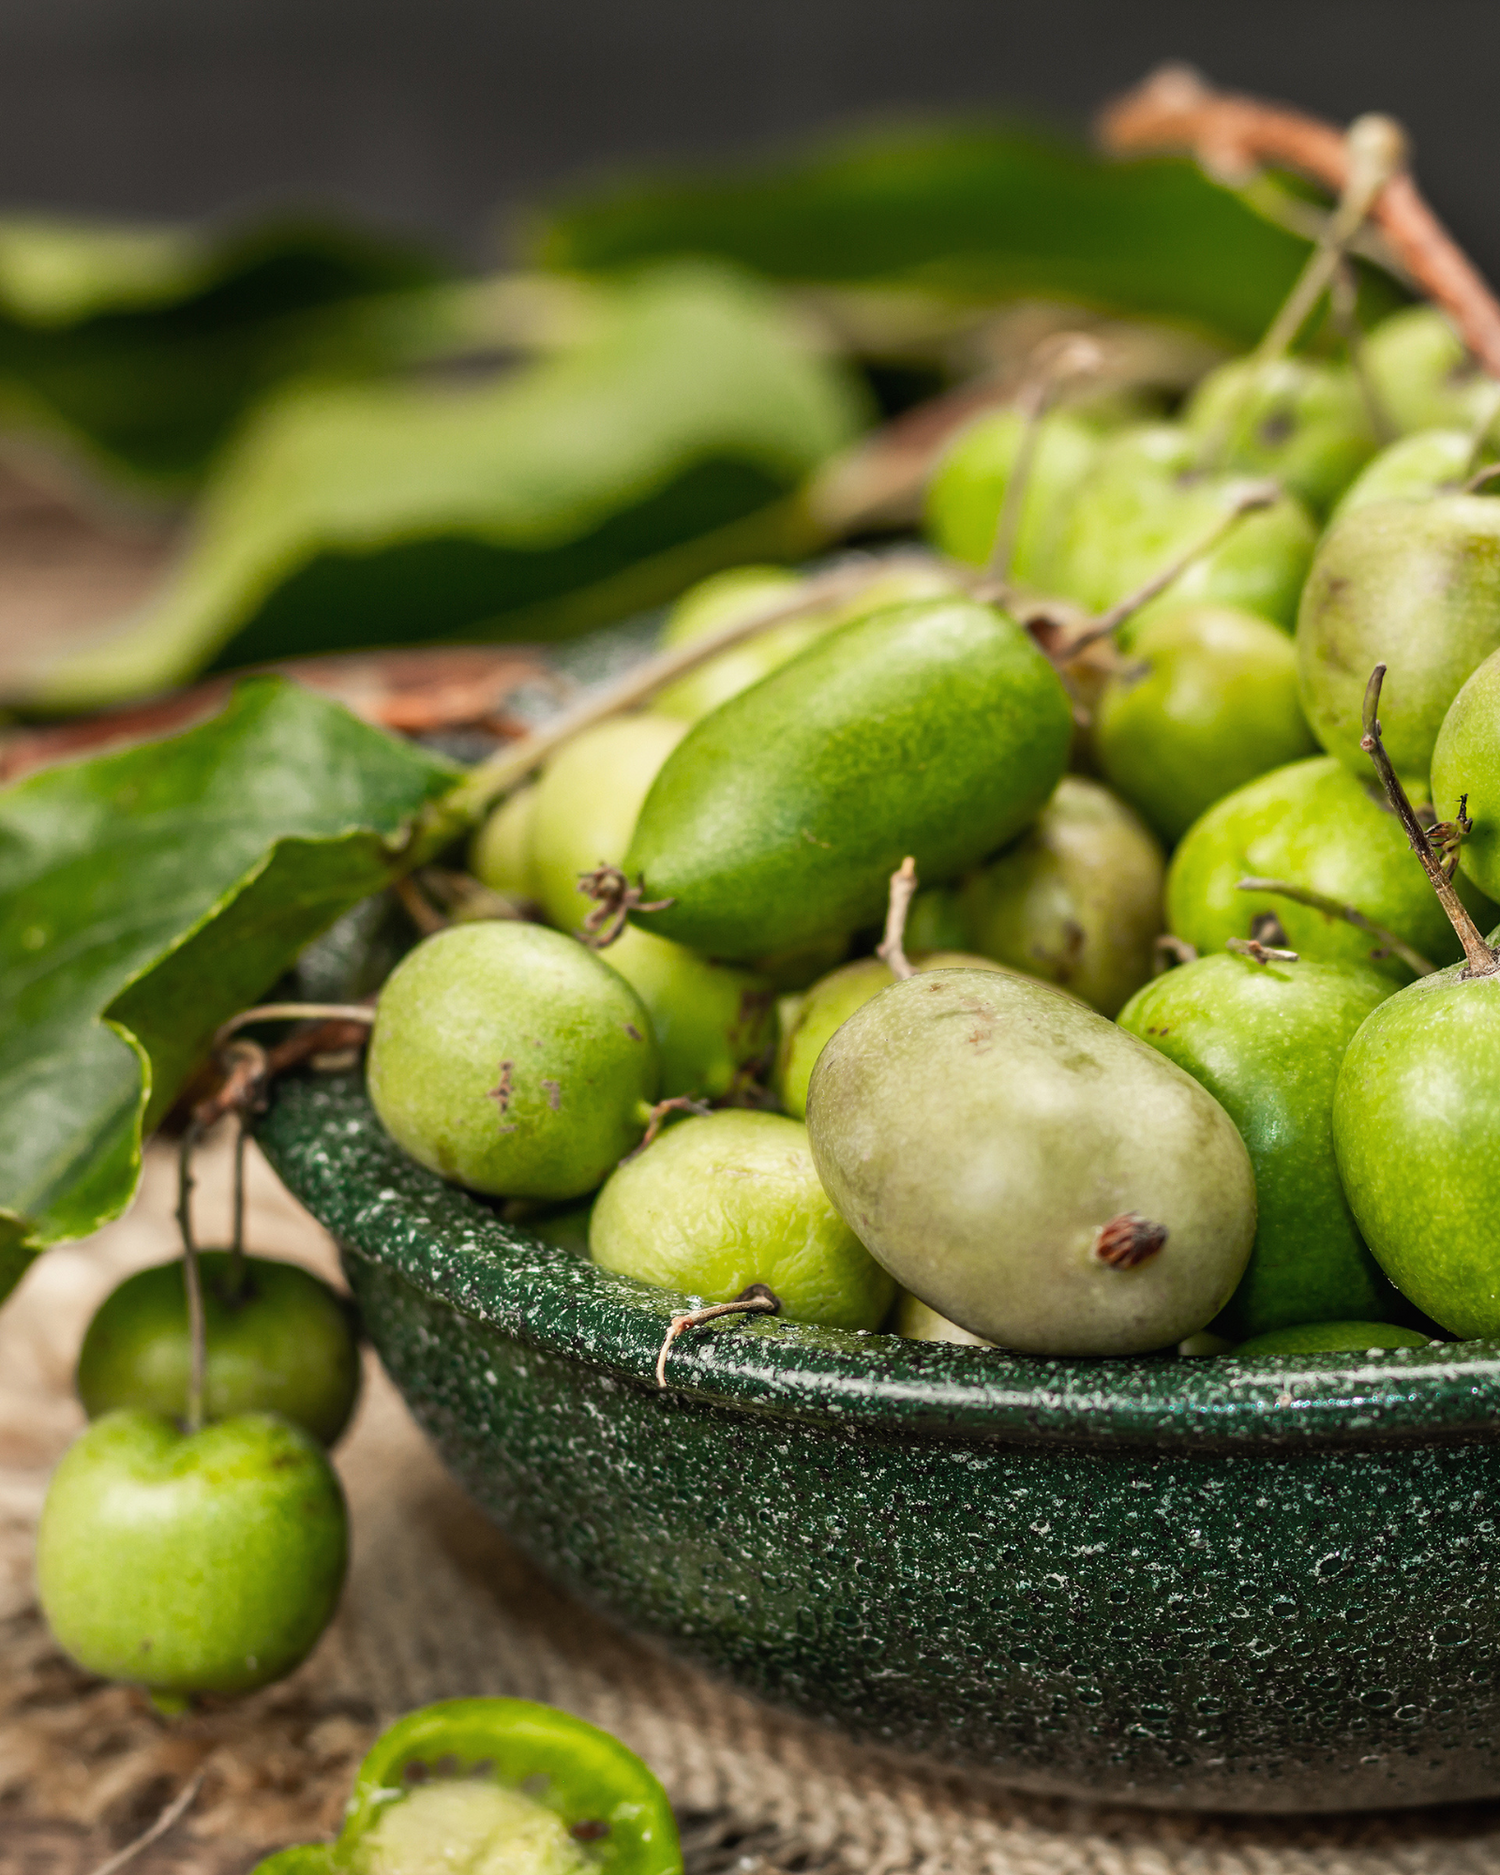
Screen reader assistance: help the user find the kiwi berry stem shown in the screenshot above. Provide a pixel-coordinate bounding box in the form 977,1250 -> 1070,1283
987,332 -> 1105,587
655,1283 -> 781,1388
1330,259 -> 1395,443
212,1003 -> 377,1050
1153,935 -> 1199,973
1065,483 -> 1279,657
176,1121 -> 208,1436
1360,664 -> 1499,976
394,873 -> 448,936
629,1095 -> 714,1156
876,857 -> 920,980
1236,875 -> 1435,976
1226,934 -> 1300,965
227,1113 -> 249,1302
578,864 -> 675,950
1192,114 -> 1406,476
1253,114 -> 1408,365
420,555 -> 944,853
87,1771 -> 204,1875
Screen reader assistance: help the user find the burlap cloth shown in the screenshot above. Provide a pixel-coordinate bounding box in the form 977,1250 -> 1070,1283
5,1136 -> 1500,1875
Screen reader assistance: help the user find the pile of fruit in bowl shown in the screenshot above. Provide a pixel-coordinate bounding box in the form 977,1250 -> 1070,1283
23,75 -> 1500,1847
351,276 -> 1500,1378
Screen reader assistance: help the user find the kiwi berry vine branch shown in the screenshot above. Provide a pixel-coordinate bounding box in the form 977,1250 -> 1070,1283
1100,64 -> 1500,377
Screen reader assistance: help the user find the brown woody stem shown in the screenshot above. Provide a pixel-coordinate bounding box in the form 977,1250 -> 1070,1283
1099,67 -> 1500,378
875,857 -> 920,980
655,1283 -> 781,1388
1360,664 -> 1498,975
227,1110 -> 250,1301
1237,874 -> 1435,976
188,1012 -> 373,1142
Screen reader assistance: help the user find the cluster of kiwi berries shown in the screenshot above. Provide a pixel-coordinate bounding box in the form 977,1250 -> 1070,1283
35,139 -> 1500,1763
368,277 -> 1500,1375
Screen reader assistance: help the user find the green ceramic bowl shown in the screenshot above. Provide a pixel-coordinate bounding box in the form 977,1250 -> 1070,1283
260,1073 -> 1500,1815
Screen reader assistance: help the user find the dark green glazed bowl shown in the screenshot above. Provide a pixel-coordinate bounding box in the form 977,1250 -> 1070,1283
260,1073 -> 1500,1815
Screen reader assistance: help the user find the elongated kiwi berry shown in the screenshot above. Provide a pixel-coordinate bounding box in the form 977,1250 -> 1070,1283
621,597 -> 1073,961
806,968 -> 1256,1355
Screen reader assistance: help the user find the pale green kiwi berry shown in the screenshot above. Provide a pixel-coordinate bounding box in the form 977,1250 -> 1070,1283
1093,604 -> 1316,844
589,1110 -> 895,1330
1331,429 -> 1490,520
352,1781 -> 589,1875
654,565 -> 812,721
599,923 -> 774,1099
776,951 -> 1011,1121
530,714 -> 686,931
469,781 -> 541,900
36,1410 -> 347,1700
893,1292 -> 994,1347
1181,354 -> 1376,516
1229,1321 -> 1432,1357
806,969 -> 1255,1355
367,922 -> 658,1200
1364,305 -> 1491,434
959,775 -> 1165,1018
923,406 -> 1100,583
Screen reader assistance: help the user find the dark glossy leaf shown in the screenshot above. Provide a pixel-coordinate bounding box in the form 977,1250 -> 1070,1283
0,675 -> 455,1289
0,213 -> 446,489
534,121 -> 1336,346
16,263 -> 864,713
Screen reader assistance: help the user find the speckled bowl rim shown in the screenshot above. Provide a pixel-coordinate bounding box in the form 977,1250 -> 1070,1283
258,1073 -> 1500,1456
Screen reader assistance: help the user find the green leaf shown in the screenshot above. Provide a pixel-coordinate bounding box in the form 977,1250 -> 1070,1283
15,263 -> 863,713
0,676 -> 455,1291
533,121 -> 1334,346
0,212 -> 445,488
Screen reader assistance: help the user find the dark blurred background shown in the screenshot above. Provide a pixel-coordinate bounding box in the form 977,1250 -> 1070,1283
0,0 -> 1496,276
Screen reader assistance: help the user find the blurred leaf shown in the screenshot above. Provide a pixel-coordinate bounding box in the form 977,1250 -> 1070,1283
534,121 -> 1368,346
16,263 -> 864,713
0,676 -> 455,1292
0,213 -> 447,489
